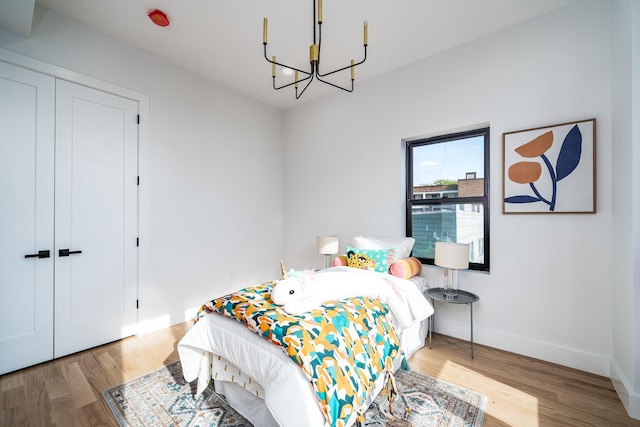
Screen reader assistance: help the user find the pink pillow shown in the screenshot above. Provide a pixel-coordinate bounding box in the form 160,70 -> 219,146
389,257 -> 422,279
332,255 -> 348,267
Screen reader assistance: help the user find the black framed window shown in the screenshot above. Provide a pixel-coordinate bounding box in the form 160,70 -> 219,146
405,127 -> 490,271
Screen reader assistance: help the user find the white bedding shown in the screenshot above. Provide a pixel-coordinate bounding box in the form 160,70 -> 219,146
178,267 -> 433,427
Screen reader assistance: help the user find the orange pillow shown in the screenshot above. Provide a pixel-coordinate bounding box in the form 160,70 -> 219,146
389,257 -> 421,279
332,255 -> 348,267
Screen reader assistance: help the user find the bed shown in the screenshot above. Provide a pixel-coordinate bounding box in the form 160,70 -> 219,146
178,266 -> 433,427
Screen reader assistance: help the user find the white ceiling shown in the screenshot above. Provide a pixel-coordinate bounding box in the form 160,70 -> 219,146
4,0 -> 581,110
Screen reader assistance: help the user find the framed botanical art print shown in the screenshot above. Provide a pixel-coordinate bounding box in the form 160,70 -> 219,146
502,118 -> 596,214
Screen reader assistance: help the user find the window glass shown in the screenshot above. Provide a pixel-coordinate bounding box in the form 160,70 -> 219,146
410,202 -> 485,264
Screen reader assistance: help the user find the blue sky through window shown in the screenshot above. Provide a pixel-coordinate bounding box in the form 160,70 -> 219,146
412,136 -> 484,186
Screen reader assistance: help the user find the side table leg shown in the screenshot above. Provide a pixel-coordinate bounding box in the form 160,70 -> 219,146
470,302 -> 474,359
429,298 -> 433,349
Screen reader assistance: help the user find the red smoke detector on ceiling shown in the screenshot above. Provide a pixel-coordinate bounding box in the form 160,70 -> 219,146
148,9 -> 170,27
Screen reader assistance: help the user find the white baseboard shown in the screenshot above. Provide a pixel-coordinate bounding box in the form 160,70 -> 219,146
610,359 -> 640,420
136,305 -> 200,335
432,319 -> 610,376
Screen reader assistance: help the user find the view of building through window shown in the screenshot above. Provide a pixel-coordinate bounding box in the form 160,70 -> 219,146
406,128 -> 489,271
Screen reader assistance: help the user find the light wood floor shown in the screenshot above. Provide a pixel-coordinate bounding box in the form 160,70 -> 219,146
1,322 -> 638,426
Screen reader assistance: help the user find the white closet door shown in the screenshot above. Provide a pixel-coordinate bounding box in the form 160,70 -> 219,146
0,62 -> 55,374
54,80 -> 139,358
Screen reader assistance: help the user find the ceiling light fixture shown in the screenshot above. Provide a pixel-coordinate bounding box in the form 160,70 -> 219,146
262,0 -> 368,99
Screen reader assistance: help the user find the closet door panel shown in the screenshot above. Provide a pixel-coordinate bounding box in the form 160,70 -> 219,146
54,80 -> 139,358
0,62 -> 55,374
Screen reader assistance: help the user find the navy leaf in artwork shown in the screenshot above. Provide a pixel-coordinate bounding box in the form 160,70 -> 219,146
555,125 -> 582,181
504,195 -> 540,204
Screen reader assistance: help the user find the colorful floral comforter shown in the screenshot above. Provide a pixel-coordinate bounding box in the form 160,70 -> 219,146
196,281 -> 401,427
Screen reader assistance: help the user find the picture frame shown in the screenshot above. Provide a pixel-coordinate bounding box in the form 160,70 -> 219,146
502,118 -> 596,214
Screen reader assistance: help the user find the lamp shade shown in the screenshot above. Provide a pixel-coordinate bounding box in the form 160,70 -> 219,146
316,235 -> 339,255
434,242 -> 469,270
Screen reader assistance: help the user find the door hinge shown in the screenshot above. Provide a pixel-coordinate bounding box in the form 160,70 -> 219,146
137,114 -> 140,124
137,176 -> 140,185
136,238 -> 139,247
136,299 -> 139,309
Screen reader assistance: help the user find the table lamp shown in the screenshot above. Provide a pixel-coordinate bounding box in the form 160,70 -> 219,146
316,235 -> 339,269
434,242 -> 469,299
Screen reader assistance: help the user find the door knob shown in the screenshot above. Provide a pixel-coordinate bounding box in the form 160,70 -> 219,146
24,250 -> 51,259
59,249 -> 83,257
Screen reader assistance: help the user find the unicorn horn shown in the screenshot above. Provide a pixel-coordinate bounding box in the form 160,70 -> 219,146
280,260 -> 287,279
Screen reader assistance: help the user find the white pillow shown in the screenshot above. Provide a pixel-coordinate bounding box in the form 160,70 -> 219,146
352,236 -> 415,261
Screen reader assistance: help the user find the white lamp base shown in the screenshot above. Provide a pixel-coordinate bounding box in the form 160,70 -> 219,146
323,254 -> 331,269
443,267 -> 458,299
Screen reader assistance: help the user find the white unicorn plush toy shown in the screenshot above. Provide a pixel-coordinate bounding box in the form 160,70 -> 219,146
271,262 -> 417,330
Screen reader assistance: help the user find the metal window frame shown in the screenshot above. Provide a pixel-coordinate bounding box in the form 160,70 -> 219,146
405,127 -> 490,272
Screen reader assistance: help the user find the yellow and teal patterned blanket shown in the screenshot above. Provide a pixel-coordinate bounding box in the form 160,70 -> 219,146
196,281 -> 401,427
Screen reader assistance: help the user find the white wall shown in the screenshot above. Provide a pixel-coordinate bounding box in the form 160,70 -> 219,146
634,0 -> 640,415
283,0 -> 615,376
610,0 -> 640,418
0,6 -> 285,333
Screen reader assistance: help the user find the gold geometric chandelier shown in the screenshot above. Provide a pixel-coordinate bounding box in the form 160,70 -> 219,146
262,0 -> 368,99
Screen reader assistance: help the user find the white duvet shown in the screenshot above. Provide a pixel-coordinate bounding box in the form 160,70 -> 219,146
178,267 -> 433,427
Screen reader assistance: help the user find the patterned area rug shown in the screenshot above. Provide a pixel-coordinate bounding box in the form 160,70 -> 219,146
102,361 -> 487,427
